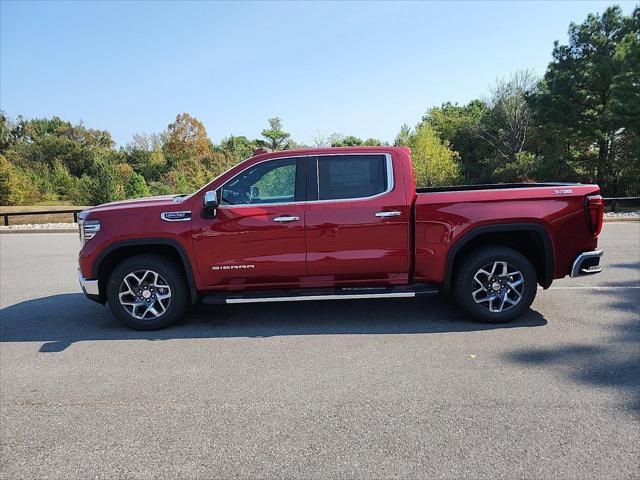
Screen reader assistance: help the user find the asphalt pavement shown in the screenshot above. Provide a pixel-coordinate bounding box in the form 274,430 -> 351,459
1,223 -> 639,479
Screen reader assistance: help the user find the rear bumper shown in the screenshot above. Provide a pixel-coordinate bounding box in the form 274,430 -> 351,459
570,250 -> 603,277
78,269 -> 102,302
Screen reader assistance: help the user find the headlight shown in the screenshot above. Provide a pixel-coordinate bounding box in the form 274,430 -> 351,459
79,219 -> 101,245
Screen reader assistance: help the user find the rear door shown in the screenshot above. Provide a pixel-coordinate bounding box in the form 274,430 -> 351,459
192,157 -> 308,289
304,153 -> 410,285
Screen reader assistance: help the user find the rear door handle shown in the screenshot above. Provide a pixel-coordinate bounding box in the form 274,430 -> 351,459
375,211 -> 402,218
273,215 -> 300,223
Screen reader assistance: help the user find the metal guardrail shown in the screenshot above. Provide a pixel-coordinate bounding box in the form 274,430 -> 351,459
604,197 -> 640,213
1,196 -> 638,226
0,209 -> 82,226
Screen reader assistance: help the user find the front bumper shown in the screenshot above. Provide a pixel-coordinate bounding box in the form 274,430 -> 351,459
570,250 -> 603,277
78,269 -> 101,301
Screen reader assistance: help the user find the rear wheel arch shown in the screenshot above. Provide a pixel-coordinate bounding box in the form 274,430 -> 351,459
443,223 -> 554,292
93,238 -> 198,304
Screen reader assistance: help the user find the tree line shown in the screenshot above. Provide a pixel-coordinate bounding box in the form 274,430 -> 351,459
0,5 -> 637,206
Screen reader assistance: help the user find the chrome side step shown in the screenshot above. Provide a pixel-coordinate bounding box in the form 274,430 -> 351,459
226,291 -> 416,304
201,284 -> 439,305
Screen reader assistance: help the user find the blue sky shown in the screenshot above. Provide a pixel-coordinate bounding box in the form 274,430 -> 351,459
1,1 -> 636,146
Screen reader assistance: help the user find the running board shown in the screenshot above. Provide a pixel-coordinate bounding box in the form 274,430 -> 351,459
201,284 -> 440,305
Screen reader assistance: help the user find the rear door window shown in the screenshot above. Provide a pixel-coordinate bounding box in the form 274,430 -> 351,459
316,155 -> 388,201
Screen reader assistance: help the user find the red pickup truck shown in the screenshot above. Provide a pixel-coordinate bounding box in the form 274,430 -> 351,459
78,147 -> 604,330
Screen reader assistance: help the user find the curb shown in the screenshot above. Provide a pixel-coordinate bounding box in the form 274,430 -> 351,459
603,217 -> 640,222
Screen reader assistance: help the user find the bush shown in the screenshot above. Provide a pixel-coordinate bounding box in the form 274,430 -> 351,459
0,158 -> 40,205
125,172 -> 151,198
0,154 -> 12,204
148,181 -> 174,196
50,161 -> 78,199
74,160 -> 124,205
409,125 -> 461,187
493,151 -> 541,182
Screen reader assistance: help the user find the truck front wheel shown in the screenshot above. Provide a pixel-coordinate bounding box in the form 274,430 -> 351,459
452,246 -> 537,323
106,254 -> 189,330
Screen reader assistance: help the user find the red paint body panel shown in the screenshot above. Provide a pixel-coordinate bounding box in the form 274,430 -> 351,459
192,203 -> 307,289
78,146 -> 601,297
413,186 -> 600,284
304,150 -> 412,285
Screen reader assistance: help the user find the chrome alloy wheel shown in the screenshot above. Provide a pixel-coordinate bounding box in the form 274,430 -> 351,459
472,261 -> 524,313
119,269 -> 172,320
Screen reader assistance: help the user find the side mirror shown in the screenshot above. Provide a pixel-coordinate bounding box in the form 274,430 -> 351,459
250,185 -> 259,200
202,191 -> 219,218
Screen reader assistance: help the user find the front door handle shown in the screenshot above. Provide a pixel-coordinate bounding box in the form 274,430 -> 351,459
273,215 -> 300,223
375,211 -> 402,218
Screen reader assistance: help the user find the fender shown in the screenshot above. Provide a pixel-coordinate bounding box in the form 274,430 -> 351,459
92,237 -> 198,303
442,223 -> 555,291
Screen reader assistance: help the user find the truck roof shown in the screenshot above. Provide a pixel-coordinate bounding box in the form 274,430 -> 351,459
250,146 -> 410,161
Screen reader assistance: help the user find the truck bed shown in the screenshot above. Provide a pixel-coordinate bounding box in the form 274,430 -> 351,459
416,182 -> 578,194
412,182 -> 601,287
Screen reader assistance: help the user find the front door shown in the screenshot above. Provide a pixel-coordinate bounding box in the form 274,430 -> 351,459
192,157 -> 307,289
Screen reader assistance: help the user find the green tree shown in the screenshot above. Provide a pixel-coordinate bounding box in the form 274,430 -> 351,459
394,124 -> 412,147
0,154 -> 12,204
261,117 -> 291,151
219,135 -> 257,163
331,135 -> 364,147
50,161 -> 78,198
532,5 -> 640,185
419,101 -> 491,182
407,125 -> 461,187
163,113 -> 223,192
0,111 -> 19,153
0,155 -> 40,205
494,151 -> 541,182
473,70 -> 538,167
76,159 -> 123,205
125,172 -> 151,198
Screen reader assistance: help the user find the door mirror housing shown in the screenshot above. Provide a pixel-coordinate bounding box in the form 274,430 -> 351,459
203,191 -> 219,218
249,185 -> 259,200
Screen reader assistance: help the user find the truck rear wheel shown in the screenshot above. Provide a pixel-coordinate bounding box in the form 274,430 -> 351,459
106,254 -> 189,330
452,246 -> 537,323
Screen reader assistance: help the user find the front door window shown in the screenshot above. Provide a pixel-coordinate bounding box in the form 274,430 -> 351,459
220,158 -> 297,205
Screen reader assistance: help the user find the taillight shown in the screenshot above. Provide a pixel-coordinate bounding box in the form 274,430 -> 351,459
585,195 -> 604,236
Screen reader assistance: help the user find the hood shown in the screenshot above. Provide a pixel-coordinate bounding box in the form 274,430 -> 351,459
81,195 -> 189,216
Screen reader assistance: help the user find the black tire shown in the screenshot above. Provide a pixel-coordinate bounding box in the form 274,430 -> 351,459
106,254 -> 189,330
452,246 -> 537,323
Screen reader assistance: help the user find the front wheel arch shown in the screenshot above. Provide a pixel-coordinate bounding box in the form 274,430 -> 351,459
94,239 -> 198,304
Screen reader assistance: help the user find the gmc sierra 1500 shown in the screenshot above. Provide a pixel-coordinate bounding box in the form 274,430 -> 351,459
78,147 -> 604,330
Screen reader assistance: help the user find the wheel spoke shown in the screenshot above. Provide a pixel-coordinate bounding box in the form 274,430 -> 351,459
119,269 -> 172,321
123,277 -> 137,294
155,300 -> 167,314
509,278 -> 523,288
498,292 -> 508,312
488,295 -> 498,312
471,261 -> 525,314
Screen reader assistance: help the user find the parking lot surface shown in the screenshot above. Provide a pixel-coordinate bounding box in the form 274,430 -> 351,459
1,223 -> 639,479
